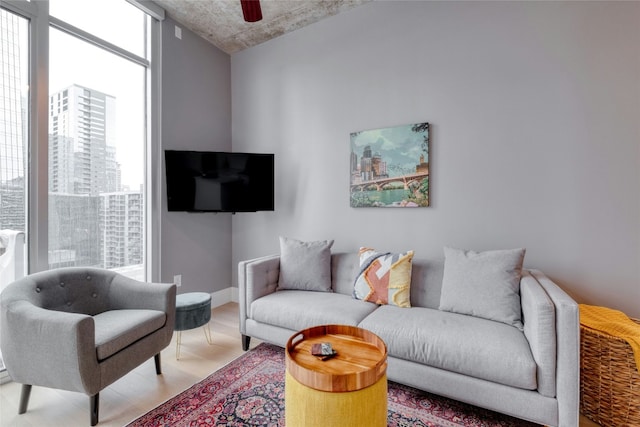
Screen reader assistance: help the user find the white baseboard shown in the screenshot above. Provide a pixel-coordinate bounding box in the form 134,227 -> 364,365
210,286 -> 238,308
0,369 -> 11,385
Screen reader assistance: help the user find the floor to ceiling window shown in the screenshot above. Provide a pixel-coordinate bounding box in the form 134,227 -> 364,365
0,0 -> 163,375
48,0 -> 151,279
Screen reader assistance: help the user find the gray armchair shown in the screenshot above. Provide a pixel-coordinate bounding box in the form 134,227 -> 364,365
0,267 -> 176,425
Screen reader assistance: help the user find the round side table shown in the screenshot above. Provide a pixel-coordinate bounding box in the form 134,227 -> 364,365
174,292 -> 213,359
285,324 -> 388,427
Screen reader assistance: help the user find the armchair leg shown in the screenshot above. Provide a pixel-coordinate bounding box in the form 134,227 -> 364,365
90,393 -> 99,426
242,334 -> 251,351
18,384 -> 32,414
154,353 -> 162,375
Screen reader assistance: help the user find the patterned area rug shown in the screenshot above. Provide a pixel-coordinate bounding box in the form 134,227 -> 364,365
128,343 -> 540,427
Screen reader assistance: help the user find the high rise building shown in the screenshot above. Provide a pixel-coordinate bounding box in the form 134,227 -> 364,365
49,134 -> 75,194
49,84 -> 121,195
48,85 -> 142,270
100,192 -> 143,269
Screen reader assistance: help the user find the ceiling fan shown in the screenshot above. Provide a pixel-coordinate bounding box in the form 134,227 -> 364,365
240,0 -> 262,22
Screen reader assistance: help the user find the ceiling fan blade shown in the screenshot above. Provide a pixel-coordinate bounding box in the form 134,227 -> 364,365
241,0 -> 262,22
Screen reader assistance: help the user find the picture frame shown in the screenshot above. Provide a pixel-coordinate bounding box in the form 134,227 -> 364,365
350,122 -> 430,208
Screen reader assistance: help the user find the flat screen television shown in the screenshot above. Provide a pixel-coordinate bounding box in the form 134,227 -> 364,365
165,150 -> 274,213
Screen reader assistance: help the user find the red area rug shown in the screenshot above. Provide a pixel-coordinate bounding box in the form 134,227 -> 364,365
127,343 -> 540,427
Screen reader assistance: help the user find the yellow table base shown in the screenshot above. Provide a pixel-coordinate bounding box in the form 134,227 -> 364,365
285,370 -> 387,427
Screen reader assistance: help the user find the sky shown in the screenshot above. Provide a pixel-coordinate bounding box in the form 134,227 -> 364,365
49,0 -> 148,190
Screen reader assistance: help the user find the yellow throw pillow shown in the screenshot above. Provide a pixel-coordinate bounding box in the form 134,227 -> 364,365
353,247 -> 414,307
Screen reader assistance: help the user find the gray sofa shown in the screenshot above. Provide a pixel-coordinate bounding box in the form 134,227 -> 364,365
238,251 -> 580,427
0,267 -> 176,425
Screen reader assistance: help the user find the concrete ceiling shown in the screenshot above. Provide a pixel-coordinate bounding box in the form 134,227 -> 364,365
154,0 -> 370,54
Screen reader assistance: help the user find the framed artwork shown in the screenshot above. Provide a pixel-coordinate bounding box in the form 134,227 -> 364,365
350,122 -> 430,208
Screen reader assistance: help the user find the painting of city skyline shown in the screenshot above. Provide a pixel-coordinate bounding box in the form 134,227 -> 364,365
350,122 -> 429,208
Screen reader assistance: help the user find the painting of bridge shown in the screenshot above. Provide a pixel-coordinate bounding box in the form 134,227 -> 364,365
350,122 -> 429,208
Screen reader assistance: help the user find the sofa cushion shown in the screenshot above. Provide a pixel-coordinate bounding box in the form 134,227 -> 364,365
359,305 -> 537,390
439,247 -> 525,329
353,248 -> 413,307
94,309 -> 166,361
251,291 -> 378,331
277,237 -> 334,292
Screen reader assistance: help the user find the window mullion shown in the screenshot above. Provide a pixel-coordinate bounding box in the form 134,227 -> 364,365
29,0 -> 51,274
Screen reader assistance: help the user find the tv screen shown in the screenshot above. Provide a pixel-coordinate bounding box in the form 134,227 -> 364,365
165,150 -> 274,213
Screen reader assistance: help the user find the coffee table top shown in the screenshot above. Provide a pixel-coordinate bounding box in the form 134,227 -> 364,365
285,324 -> 387,392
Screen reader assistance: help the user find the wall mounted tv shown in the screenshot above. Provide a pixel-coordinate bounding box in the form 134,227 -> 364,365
165,150 -> 274,213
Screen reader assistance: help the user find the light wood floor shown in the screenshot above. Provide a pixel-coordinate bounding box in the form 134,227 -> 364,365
0,302 -> 599,427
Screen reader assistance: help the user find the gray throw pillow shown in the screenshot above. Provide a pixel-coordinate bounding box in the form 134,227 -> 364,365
439,247 -> 526,330
277,237 -> 334,292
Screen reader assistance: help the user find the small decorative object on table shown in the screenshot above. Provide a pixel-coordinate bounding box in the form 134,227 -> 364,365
311,342 -> 337,360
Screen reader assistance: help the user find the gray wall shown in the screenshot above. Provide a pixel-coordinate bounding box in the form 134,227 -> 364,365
161,17 -> 232,294
230,1 -> 640,317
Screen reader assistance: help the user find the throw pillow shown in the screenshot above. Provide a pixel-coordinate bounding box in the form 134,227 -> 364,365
353,247 -> 414,307
439,247 -> 526,330
277,237 -> 334,292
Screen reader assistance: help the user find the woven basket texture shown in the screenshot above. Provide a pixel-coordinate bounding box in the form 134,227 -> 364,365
580,318 -> 640,427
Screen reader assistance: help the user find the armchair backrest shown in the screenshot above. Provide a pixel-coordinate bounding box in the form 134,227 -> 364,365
1,267 -> 121,316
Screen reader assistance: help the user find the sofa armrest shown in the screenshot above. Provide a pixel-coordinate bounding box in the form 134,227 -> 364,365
0,300 -> 99,394
237,254 -> 280,334
530,269 -> 580,427
520,271 -> 556,397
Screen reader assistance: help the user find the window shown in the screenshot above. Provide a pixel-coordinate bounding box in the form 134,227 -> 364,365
48,0 -> 150,279
0,4 -> 29,378
0,8 -> 29,286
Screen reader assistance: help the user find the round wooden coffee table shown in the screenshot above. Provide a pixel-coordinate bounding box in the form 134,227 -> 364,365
285,324 -> 388,427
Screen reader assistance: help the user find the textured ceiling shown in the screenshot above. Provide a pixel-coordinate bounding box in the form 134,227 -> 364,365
154,0 -> 370,54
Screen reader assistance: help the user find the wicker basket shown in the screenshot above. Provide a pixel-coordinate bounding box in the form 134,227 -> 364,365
580,318 -> 640,427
